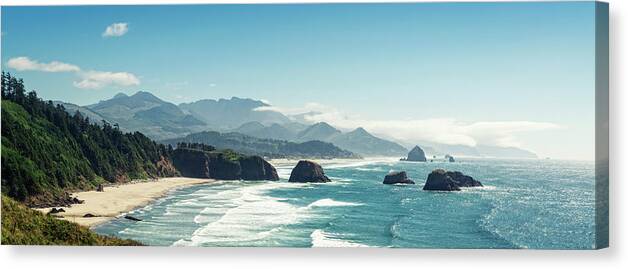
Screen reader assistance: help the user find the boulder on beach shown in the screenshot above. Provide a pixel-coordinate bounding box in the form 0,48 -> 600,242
406,146 -> 427,162
383,171 -> 415,185
48,208 -> 65,214
423,169 -> 482,191
83,213 -> 96,218
96,184 -> 104,192
124,215 -> 142,222
288,160 -> 331,183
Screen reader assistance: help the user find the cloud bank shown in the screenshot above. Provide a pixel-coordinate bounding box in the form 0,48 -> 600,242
5,57 -> 140,90
7,57 -> 80,72
102,23 -> 129,37
257,103 -> 561,148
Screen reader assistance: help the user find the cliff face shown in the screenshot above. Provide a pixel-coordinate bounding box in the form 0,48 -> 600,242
171,148 -> 278,181
171,149 -> 210,178
239,156 -> 279,181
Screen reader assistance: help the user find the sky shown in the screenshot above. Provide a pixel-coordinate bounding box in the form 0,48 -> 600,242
1,2 -> 598,160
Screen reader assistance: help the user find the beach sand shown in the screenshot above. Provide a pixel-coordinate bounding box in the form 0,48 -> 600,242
36,177 -> 213,227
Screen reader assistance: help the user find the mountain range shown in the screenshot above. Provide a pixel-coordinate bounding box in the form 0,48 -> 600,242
58,90 -> 537,158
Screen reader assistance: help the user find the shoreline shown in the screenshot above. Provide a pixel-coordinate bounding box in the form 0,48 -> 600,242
35,177 -> 214,227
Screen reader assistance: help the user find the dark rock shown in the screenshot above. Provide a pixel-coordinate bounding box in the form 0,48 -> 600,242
48,208 -> 66,214
406,146 -> 427,162
447,171 -> 482,187
288,160 -> 331,183
239,156 -> 279,181
423,169 -> 482,191
72,197 -> 84,204
124,215 -> 142,221
383,171 -> 415,185
96,184 -> 104,192
83,213 -> 96,218
445,154 -> 455,162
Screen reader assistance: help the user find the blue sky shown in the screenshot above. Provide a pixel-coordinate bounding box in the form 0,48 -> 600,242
1,2 -> 598,159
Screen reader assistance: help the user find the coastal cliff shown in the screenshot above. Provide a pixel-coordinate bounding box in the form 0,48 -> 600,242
171,145 -> 279,181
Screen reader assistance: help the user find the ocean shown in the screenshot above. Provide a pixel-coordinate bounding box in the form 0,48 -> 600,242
93,158 -> 598,249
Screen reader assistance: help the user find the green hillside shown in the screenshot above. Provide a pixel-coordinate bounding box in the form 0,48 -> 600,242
1,73 -> 178,206
1,195 -> 141,246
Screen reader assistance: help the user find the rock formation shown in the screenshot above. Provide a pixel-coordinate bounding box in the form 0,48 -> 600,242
406,146 -> 427,162
288,160 -> 331,183
239,155 -> 280,181
423,169 -> 482,191
382,171 -> 415,185
171,148 -> 279,181
445,154 -> 455,162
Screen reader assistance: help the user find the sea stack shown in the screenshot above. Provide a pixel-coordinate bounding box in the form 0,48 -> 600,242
406,146 -> 427,162
423,169 -> 483,191
382,171 -> 415,185
288,160 -> 331,183
445,154 -> 455,162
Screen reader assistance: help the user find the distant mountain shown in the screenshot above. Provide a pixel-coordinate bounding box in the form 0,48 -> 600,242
328,127 -> 408,157
163,131 -> 359,159
179,97 -> 291,129
292,123 -> 407,157
295,122 -> 342,142
234,121 -> 297,141
414,141 -> 537,159
53,101 -> 108,125
86,91 -> 207,140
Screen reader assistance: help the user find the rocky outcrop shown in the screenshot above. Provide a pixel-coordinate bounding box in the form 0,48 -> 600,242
446,171 -> 482,187
239,156 -> 279,181
288,160 -> 331,183
172,149 -> 210,178
171,148 -> 279,181
423,169 -> 482,191
48,208 -> 65,214
445,154 -> 455,162
382,171 -> 415,185
406,146 -> 427,162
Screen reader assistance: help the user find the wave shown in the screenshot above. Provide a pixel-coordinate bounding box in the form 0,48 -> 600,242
310,229 -> 370,247
173,182 -> 364,246
307,198 -> 363,208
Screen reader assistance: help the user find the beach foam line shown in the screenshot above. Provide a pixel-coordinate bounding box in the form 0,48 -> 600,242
174,182 -> 365,247
310,229 -> 370,247
307,198 -> 363,208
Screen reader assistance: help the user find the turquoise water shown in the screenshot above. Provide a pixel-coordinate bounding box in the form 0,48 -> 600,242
93,158 -> 597,249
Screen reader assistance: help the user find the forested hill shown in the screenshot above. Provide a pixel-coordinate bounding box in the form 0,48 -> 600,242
1,73 -> 178,206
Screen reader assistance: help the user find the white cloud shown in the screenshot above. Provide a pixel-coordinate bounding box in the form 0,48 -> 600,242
6,57 -> 80,72
259,103 -> 561,148
74,71 -> 140,89
6,56 -> 140,90
102,23 -> 129,37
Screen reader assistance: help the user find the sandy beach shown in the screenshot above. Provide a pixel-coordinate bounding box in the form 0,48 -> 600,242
36,177 -> 213,227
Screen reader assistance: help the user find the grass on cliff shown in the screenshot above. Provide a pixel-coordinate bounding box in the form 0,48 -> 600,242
1,195 -> 141,246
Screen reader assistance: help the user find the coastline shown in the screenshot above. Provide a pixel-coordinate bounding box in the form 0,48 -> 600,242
269,157 -> 400,167
35,177 -> 214,227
